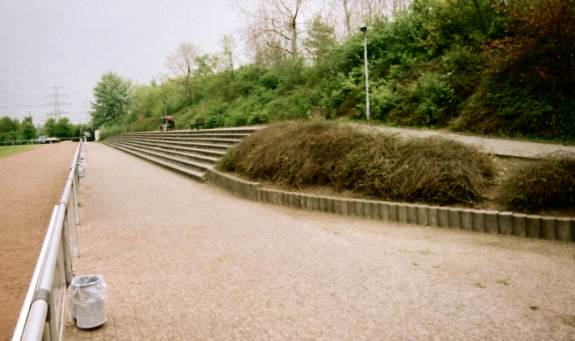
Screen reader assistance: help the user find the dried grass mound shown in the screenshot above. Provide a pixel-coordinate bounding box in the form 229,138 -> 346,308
221,121 -> 379,187
334,137 -> 495,204
220,121 -> 495,205
498,155 -> 575,213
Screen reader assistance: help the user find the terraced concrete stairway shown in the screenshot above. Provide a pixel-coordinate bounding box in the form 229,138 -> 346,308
103,127 -> 259,181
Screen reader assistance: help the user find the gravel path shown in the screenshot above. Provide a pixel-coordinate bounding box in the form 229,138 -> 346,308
354,124 -> 575,159
64,143 -> 575,340
0,142 -> 77,340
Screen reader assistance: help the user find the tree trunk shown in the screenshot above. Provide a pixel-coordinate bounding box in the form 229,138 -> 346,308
185,65 -> 193,105
343,0 -> 352,37
291,16 -> 298,57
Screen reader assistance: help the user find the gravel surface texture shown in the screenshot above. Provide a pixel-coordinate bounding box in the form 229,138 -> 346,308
360,124 -> 575,159
0,142 -> 77,340
65,143 -> 575,340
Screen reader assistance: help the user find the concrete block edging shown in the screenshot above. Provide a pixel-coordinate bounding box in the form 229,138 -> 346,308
206,170 -> 575,243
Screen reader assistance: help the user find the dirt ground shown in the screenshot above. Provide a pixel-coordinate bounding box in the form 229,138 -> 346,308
0,142 -> 77,340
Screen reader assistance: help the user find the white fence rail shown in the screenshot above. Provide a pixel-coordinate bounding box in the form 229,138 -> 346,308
12,140 -> 85,341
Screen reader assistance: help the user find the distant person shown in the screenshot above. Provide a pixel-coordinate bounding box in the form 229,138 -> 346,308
160,115 -> 175,131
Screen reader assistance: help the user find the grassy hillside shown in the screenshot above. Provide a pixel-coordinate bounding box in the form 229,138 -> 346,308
115,0 -> 575,142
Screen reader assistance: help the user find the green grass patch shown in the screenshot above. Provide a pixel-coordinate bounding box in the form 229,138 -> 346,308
220,121 -> 495,205
0,145 -> 36,159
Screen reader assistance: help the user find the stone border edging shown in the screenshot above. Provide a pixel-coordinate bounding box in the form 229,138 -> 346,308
206,169 -> 575,242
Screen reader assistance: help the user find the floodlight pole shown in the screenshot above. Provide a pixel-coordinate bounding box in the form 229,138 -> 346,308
361,25 -> 370,121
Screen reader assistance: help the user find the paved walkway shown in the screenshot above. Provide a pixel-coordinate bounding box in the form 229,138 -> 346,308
65,143 -> 575,340
357,124 -> 575,159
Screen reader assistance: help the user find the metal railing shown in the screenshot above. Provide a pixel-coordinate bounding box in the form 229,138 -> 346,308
11,139 -> 85,341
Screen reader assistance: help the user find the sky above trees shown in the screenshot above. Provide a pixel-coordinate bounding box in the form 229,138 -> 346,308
0,0 -> 250,124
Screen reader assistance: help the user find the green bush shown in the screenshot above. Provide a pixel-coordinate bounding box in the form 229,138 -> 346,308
263,91 -> 312,121
370,81 -> 398,120
196,100 -> 229,129
125,114 -> 158,132
98,124 -> 127,140
440,45 -> 484,101
409,72 -> 455,125
453,74 -> 575,139
497,155 -> 575,213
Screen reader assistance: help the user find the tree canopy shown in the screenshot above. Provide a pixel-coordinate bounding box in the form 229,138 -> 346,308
19,116 -> 37,140
91,72 -> 131,128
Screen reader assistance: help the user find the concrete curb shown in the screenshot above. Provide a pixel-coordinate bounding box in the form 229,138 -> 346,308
206,169 -> 575,243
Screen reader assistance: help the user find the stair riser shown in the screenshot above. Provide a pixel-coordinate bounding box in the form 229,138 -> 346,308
110,142 -> 211,173
121,132 -> 246,138
105,127 -> 258,182
124,130 -> 258,137
119,136 -> 241,145
112,138 -> 230,151
107,139 -> 225,158
105,142 -> 205,182
124,133 -> 252,139
117,141 -> 218,165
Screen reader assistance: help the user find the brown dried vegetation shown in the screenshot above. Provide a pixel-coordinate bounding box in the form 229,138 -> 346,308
220,121 -> 495,205
498,154 -> 575,213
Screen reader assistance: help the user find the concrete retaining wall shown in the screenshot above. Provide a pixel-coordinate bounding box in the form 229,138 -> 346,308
206,170 -> 575,242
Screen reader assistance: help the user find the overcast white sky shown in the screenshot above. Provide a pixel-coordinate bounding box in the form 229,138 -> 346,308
0,0 -> 256,124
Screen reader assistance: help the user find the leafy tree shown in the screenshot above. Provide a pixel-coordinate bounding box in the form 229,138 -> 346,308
19,116 -> 37,139
43,117 -> 76,138
53,117 -> 74,137
42,118 -> 56,137
0,117 -> 20,141
194,54 -> 219,78
91,72 -> 131,128
304,15 -> 337,64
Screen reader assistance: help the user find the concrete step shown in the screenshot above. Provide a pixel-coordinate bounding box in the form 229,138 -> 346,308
104,126 -> 256,182
104,141 -> 206,181
124,132 -> 253,139
105,139 -> 226,158
107,140 -> 213,173
123,127 -> 261,136
117,140 -> 219,165
176,127 -> 261,134
118,135 -> 242,145
110,138 -> 230,151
